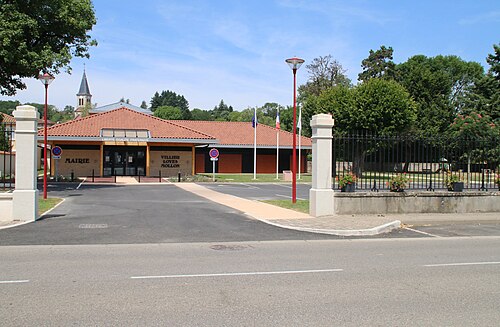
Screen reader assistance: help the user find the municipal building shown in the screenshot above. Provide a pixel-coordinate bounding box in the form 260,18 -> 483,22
41,72 -> 311,178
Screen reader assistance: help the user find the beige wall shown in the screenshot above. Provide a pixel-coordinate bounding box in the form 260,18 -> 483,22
149,151 -> 192,176
55,149 -> 100,177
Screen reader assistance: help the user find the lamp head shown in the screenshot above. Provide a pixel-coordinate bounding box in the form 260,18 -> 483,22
285,57 -> 305,71
38,72 -> 55,86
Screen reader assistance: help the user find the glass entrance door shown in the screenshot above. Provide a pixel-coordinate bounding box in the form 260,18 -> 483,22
103,146 -> 146,176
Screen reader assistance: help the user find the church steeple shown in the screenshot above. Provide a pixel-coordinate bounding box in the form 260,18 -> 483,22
76,67 -> 92,117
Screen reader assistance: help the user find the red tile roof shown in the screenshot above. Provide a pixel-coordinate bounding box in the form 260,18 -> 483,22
172,120 -> 312,147
40,107 -> 215,140
37,107 -> 312,147
1,113 -> 15,124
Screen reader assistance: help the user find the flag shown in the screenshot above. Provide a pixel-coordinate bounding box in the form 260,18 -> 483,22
297,107 -> 302,130
275,110 -> 280,129
252,109 -> 258,128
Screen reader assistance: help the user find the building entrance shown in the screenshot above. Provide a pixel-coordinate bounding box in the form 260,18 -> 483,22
103,146 -> 146,176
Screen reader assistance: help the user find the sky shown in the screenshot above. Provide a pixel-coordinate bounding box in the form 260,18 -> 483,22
2,0 -> 499,112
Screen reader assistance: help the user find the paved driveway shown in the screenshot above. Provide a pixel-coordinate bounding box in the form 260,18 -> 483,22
0,184 -> 333,246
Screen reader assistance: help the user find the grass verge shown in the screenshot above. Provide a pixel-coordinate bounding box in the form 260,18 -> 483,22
197,173 -> 312,183
39,197 -> 63,215
262,199 -> 309,213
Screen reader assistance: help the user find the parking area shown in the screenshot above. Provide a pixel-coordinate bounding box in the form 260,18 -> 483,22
1,182 -> 498,245
0,183 -> 335,246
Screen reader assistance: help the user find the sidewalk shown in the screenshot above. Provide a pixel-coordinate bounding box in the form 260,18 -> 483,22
176,183 -> 500,236
175,183 -> 401,236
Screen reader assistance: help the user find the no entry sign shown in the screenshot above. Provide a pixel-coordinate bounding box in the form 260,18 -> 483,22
209,148 -> 219,159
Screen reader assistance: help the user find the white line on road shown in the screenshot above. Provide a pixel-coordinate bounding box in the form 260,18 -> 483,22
76,177 -> 87,190
131,268 -> 343,280
424,261 -> 500,267
239,183 -> 260,189
275,194 -> 307,201
273,184 -> 292,189
0,280 -> 29,284
403,226 -> 441,238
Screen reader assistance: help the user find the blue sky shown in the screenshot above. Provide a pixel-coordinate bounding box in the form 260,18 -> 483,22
2,0 -> 499,111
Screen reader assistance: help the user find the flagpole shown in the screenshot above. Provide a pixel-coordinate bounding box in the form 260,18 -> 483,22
298,106 -> 302,180
253,107 -> 257,180
276,109 -> 280,180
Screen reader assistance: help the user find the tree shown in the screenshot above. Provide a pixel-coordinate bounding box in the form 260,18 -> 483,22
396,55 -> 483,135
190,108 -> 212,121
150,90 -> 191,119
140,101 -> 148,109
315,79 -> 416,135
308,79 -> 417,175
465,44 -> 500,123
0,100 -> 21,114
211,99 -> 233,121
487,43 -> 500,81
298,55 -> 351,99
153,106 -> 183,120
358,45 -> 397,82
0,0 -> 97,95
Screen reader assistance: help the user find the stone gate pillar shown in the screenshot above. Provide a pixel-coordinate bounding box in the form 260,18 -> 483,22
13,105 -> 40,221
309,114 -> 334,217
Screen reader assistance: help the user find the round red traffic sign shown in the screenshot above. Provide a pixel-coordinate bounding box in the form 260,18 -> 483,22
209,148 -> 219,159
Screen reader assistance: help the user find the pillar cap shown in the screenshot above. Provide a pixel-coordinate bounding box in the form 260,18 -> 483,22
13,105 -> 39,119
310,114 -> 334,128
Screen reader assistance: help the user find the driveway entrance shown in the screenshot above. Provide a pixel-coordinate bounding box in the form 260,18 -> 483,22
0,184 -> 332,246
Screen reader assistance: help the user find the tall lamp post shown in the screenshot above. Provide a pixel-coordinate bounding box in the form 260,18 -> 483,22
285,57 -> 304,203
38,72 -> 55,199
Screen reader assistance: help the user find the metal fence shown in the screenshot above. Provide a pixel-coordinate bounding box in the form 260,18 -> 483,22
333,133 -> 500,191
1,122 -> 15,190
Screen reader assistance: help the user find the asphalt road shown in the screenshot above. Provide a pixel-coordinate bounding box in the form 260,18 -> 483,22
1,238 -> 499,326
0,184 -> 335,246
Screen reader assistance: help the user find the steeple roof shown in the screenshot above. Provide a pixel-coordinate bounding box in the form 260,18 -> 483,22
77,70 -> 91,96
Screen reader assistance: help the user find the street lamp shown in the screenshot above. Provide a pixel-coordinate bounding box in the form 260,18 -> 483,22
38,72 -> 55,199
285,57 -> 304,203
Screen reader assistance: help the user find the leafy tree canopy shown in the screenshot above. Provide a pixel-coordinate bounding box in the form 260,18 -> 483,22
0,100 -> 21,114
0,0 -> 97,95
358,45 -> 397,82
153,106 -> 183,120
298,55 -> 351,99
150,90 -> 191,119
310,79 -> 416,135
396,54 -> 483,135
190,108 -> 213,121
211,99 -> 233,120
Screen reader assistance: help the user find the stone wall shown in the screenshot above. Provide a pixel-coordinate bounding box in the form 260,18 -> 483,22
334,191 -> 500,215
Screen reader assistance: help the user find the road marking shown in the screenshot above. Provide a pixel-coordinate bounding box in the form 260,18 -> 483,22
78,224 -> 108,229
76,177 -> 87,190
403,226 -> 441,238
274,184 -> 292,189
424,261 -> 500,267
275,194 -> 307,201
239,183 -> 260,189
131,268 -> 343,280
0,280 -> 29,284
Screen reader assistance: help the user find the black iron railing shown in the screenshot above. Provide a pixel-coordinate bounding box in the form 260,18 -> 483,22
333,133 -> 500,191
1,122 -> 15,190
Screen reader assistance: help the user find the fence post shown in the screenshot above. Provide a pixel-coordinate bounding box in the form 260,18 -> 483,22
12,105 -> 39,221
309,114 -> 335,217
